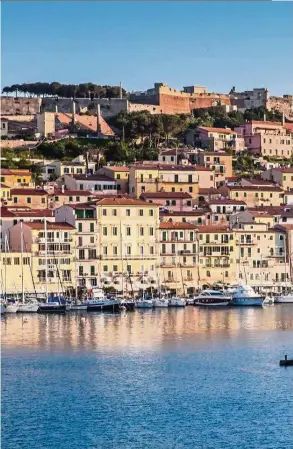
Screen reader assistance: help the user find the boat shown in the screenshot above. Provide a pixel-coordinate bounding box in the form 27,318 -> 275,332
38,296 -> 67,314
169,297 -> 186,307
70,301 -> 88,311
153,298 -> 169,308
18,301 -> 39,313
194,289 -> 231,306
135,299 -> 154,309
275,293 -> 293,304
263,295 -> 275,305
186,297 -> 195,305
120,299 -> 136,311
5,301 -> 19,313
86,298 -> 121,312
229,285 -> 264,306
1,304 -> 5,315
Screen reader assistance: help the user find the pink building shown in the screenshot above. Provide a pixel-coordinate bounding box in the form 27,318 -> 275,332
140,192 -> 193,212
235,121 -> 293,159
186,126 -> 244,152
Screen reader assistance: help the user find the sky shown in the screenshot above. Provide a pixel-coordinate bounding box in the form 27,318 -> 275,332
2,2 -> 293,96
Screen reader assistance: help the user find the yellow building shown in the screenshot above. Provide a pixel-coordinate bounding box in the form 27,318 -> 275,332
160,221 -> 198,295
197,225 -> 237,286
0,169 -> 32,187
129,162 -> 200,200
8,221 -> 76,294
219,185 -> 284,207
1,183 -> 10,200
0,251 -> 34,294
97,166 -> 129,193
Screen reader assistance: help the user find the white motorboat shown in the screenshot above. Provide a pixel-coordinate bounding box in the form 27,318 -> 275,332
194,290 -> 231,307
228,285 -> 264,306
153,298 -> 169,308
135,299 -> 154,309
275,293 -> 293,304
263,295 -> 275,305
169,297 -> 186,307
186,298 -> 195,305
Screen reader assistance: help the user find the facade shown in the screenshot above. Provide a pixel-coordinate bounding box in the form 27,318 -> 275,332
235,121 -> 293,158
186,127 -> 244,152
8,221 -> 76,294
1,183 -> 11,201
194,151 -> 233,184
159,221 -> 198,294
61,174 -> 117,194
208,199 -> 247,225
141,192 -> 193,212
218,185 -> 284,207
0,169 -> 32,187
261,167 -> 293,192
97,166 -> 129,194
8,189 -> 49,209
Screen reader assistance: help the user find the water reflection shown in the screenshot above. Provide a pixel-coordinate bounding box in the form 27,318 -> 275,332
2,305 -> 293,352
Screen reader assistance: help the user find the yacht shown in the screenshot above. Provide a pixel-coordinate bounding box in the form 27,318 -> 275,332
229,285 -> 264,306
135,299 -> 154,309
38,296 -> 67,314
194,290 -> 231,307
153,298 -> 169,308
70,300 -> 88,311
86,298 -> 121,312
5,300 -> 19,313
275,293 -> 293,304
17,300 -> 39,313
169,297 -> 186,307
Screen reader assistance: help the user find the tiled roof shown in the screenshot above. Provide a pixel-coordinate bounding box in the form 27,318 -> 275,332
0,207 -> 54,218
208,199 -> 246,205
71,174 -> 114,181
160,210 -> 208,217
274,167 -> 293,174
11,188 -> 48,196
96,198 -> 154,207
141,192 -> 192,199
25,221 -> 75,230
53,189 -> 93,196
241,178 -> 275,186
200,151 -> 231,156
284,124 -> 293,133
0,183 -> 10,188
199,188 -> 220,195
227,186 -> 283,192
0,169 -> 31,176
103,166 -> 129,172
196,225 -> 232,233
160,221 -> 197,230
130,162 -> 211,171
251,120 -> 282,127
198,127 -> 236,135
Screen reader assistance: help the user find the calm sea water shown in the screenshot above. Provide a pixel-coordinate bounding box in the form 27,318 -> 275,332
2,305 -> 293,449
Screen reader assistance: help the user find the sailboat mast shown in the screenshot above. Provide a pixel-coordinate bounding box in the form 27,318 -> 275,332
44,218 -> 48,300
4,235 -> 7,300
120,221 -> 124,297
20,221 -> 24,303
142,243 -> 145,300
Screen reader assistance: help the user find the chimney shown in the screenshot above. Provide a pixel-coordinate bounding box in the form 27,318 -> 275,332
97,104 -> 101,136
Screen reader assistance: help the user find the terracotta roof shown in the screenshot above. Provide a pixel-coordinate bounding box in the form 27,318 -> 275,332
102,166 -> 129,172
196,225 -> 231,233
200,151 -> 231,156
160,149 -> 186,156
0,169 -> 31,176
198,127 -> 237,135
96,198 -> 154,207
0,183 -> 10,188
249,211 -> 274,218
53,189 -> 93,196
199,188 -> 220,195
160,210 -> 208,217
160,221 -> 197,230
208,199 -> 246,205
274,167 -> 293,174
71,174 -> 114,181
55,113 -> 115,136
251,120 -> 283,127
227,186 -> 283,192
248,206 -> 285,215
141,192 -> 192,199
0,207 -> 54,218
11,189 -> 48,196
275,224 -> 293,231
284,124 -> 293,133
130,162 -> 211,172
24,221 -> 75,230
241,178 -> 275,186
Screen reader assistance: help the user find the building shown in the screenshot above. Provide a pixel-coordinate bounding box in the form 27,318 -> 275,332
186,127 -> 244,152
0,169 -> 32,187
207,199 -> 247,225
56,198 -> 160,294
129,83 -> 231,114
8,221 -> 76,294
218,185 -> 284,207
196,225 -> 237,286
48,189 -> 96,210
1,184 -> 10,201
159,221 -> 198,294
60,174 -> 117,194
0,206 -> 55,250
160,209 -> 209,226
8,188 -> 49,209
128,162 -> 201,200
235,121 -> 293,159
261,167 -> 293,192
141,192 -> 193,212
97,166 -> 129,194
40,156 -> 96,181
194,151 -> 233,184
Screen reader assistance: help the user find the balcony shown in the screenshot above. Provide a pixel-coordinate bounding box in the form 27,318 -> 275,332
237,239 -> 255,246
203,251 -> 230,257
202,240 -> 230,245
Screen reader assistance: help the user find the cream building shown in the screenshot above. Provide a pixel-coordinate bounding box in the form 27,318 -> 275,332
218,185 -> 284,207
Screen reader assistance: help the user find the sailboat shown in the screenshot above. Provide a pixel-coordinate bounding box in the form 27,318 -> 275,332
3,235 -> 19,313
135,247 -> 153,309
38,219 -> 66,313
152,246 -> 169,307
168,235 -> 185,307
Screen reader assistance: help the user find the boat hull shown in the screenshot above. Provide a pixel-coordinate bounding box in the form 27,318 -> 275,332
275,296 -> 293,304
135,301 -> 153,309
169,300 -> 186,307
70,304 -> 88,311
1,305 -> 6,315
195,300 -> 230,307
5,304 -> 19,313
87,301 -> 121,312
230,297 -> 264,306
153,300 -> 169,308
17,303 -> 39,313
121,301 -> 135,311
38,304 -> 67,313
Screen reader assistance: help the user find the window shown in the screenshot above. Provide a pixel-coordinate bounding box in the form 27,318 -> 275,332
162,244 -> 166,254
126,209 -> 130,216
127,246 -> 131,255
103,265 -> 108,272
174,174 -> 179,183
113,265 -> 118,272
112,209 -> 117,216
103,227 -> 107,236
210,176 -> 213,182
140,246 -> 144,255
103,247 -> 108,255
79,266 -> 84,276
113,246 -> 118,255
78,223 -> 83,232
78,237 -> 83,246
90,223 -> 94,232
188,175 -> 192,183
79,249 -> 85,260
23,257 -> 30,265
17,178 -> 21,183
27,197 -> 31,204
88,249 -> 96,259
90,236 -> 95,244
162,231 -> 167,241
113,227 -> 118,236
149,209 -> 154,216
80,184 -> 84,191
90,266 -> 95,276
171,200 -> 176,206
126,226 -> 131,236
55,196 -> 59,202
189,187 -> 193,193
187,201 -> 192,207
41,198 -> 46,204
116,174 -> 121,180
102,209 -> 107,216
13,197 -> 17,204
127,265 -> 132,273
69,196 -> 73,202
149,227 -> 154,236
150,246 -> 154,255
139,209 -> 144,216
140,227 -> 144,236
76,196 -> 80,202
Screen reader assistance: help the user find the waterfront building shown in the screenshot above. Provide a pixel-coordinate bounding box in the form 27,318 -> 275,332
218,184 -> 284,207
97,165 -> 129,194
196,225 -> 237,286
7,221 -> 76,294
159,221 -> 198,294
207,199 -> 247,225
39,156 -> 96,181
48,189 -> 95,209
160,209 -> 208,226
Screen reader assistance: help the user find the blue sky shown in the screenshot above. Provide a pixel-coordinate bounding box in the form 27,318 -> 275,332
2,2 -> 293,95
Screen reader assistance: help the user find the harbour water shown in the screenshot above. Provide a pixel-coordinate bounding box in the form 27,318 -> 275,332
2,305 -> 293,449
